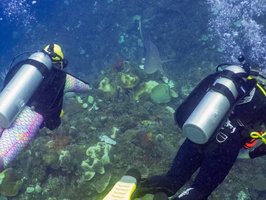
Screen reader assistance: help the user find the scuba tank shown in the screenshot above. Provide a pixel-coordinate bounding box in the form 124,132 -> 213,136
0,52 -> 52,128
180,61 -> 256,144
182,65 -> 245,144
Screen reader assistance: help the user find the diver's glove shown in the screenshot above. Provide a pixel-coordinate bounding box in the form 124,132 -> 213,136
249,143 -> 266,159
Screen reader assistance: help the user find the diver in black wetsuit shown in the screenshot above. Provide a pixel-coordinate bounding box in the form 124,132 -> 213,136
134,58 -> 266,200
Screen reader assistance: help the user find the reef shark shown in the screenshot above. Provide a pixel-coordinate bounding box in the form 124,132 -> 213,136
139,20 -> 176,74
143,40 -> 162,74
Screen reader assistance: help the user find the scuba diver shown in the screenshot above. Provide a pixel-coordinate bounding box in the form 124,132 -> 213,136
0,44 -> 90,171
134,56 -> 266,200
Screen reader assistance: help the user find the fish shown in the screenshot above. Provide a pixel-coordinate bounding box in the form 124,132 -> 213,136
143,40 -> 162,74
139,20 -> 176,74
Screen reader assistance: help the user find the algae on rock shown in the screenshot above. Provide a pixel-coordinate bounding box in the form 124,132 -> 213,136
150,83 -> 171,103
0,168 -> 19,197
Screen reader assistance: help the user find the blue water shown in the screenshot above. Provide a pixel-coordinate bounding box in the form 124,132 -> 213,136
1,0 -> 266,80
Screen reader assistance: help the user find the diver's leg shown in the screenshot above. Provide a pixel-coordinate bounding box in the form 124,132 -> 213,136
0,106 -> 43,171
177,131 -> 242,199
136,139 -> 203,197
165,139 -> 204,193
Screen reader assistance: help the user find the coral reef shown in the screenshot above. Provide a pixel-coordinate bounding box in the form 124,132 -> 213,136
3,56 -> 262,200
120,73 -> 140,89
98,77 -> 115,94
0,168 -> 19,197
81,142 -> 112,182
150,83 -> 172,103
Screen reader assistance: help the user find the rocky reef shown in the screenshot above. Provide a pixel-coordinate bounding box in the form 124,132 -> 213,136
1,57 -> 264,200
1,59 -> 194,200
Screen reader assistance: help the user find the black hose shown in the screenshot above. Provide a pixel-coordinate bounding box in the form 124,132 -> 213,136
9,52 -> 33,69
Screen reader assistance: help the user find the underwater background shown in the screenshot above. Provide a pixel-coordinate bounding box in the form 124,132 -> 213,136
0,0 -> 266,199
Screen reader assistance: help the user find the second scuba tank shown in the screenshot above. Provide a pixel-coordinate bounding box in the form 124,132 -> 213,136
0,52 -> 52,128
182,65 -> 247,144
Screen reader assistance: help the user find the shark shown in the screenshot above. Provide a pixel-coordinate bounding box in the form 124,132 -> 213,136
143,39 -> 162,74
139,20 -> 176,74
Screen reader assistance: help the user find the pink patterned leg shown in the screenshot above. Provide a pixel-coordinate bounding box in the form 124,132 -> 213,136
0,106 -> 43,170
64,74 -> 90,93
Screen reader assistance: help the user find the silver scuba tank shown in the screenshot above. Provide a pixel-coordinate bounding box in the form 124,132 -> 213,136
182,65 -> 246,144
0,52 -> 52,128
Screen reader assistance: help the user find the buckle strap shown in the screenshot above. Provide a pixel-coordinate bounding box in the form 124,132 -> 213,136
216,132 -> 228,143
223,119 -> 237,133
215,119 -> 238,143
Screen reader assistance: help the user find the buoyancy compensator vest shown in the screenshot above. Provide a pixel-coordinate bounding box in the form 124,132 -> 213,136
175,64 -> 257,144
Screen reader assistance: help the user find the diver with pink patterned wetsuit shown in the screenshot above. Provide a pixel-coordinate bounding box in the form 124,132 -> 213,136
0,44 -> 90,171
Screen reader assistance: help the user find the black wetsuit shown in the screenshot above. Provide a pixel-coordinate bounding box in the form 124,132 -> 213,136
3,60 -> 66,130
136,74 -> 266,200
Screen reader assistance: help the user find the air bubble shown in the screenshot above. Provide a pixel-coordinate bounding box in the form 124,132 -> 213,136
1,0 -> 36,28
207,0 -> 266,69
